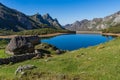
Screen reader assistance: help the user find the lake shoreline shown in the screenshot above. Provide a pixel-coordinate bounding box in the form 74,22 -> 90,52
41,33 -> 113,51
76,31 -> 102,34
0,33 -> 68,39
102,33 -> 120,37
76,31 -> 120,37
0,31 -> 119,39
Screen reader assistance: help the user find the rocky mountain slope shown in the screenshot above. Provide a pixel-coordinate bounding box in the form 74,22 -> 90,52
64,11 -> 120,31
0,3 -> 63,31
30,13 -> 63,29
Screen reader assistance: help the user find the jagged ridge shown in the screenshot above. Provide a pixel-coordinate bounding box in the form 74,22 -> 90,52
30,13 -> 63,29
64,11 -> 120,31
0,3 -> 63,31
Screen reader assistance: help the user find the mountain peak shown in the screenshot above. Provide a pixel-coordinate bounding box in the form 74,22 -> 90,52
45,13 -> 50,16
34,13 -> 42,17
0,3 -> 41,31
35,12 -> 40,15
116,11 -> 120,15
43,13 -> 52,19
0,3 -> 8,9
0,3 -> 4,6
75,20 -> 80,23
64,10 -> 120,31
0,3 -> 64,31
73,21 -> 80,25
30,13 -> 63,29
54,18 -> 59,22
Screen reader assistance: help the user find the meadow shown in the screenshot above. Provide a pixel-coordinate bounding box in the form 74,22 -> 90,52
0,38 -> 120,80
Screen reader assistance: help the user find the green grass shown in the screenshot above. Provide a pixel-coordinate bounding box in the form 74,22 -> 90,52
0,28 -> 75,36
0,39 -> 9,58
0,49 -> 10,58
16,28 -> 75,35
0,38 -> 120,80
0,39 -> 9,49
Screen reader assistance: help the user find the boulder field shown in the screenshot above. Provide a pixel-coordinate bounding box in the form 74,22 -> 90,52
0,35 -> 65,65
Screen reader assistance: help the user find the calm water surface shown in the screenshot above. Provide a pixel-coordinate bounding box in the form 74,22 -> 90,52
41,34 -> 114,51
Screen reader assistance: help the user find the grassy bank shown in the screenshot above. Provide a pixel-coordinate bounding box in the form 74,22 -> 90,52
0,38 -> 120,80
102,24 -> 120,33
102,33 -> 120,37
0,28 -> 75,36
0,28 -> 75,39
0,33 -> 68,39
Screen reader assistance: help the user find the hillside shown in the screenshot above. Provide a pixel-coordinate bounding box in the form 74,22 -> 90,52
102,24 -> 120,33
0,37 -> 120,80
30,13 -> 63,29
0,3 -> 63,32
64,11 -> 120,31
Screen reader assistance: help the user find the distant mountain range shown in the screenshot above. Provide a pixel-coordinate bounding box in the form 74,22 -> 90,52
0,3 -> 63,31
1,2 -> 120,32
64,11 -> 120,31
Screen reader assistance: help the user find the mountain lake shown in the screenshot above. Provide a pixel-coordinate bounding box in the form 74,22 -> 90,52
41,34 -> 114,51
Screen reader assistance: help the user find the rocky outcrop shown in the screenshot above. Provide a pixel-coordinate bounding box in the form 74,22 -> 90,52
0,3 -> 40,31
64,11 -> 120,31
6,36 -> 40,55
0,53 -> 39,65
30,13 -> 63,29
0,3 -> 64,31
35,43 -> 66,55
15,65 -> 37,75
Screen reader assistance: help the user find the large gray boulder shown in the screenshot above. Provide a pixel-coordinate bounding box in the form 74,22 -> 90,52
6,36 -> 40,55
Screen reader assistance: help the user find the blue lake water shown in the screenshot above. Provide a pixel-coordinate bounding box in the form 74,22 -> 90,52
41,34 -> 114,51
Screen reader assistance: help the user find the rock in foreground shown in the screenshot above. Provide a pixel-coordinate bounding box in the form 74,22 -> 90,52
15,65 -> 37,75
6,36 -> 40,55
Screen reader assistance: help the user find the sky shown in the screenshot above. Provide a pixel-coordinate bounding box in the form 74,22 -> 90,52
0,0 -> 120,25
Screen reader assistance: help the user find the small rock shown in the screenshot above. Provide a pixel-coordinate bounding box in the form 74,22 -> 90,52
33,54 -> 42,59
56,49 -> 61,54
96,45 -> 105,50
45,58 -> 51,62
88,57 -> 92,60
76,55 -> 81,58
76,53 -> 85,58
58,74 -> 66,79
44,54 -> 52,59
15,65 -> 36,75
35,49 -> 41,54
21,72 -> 26,75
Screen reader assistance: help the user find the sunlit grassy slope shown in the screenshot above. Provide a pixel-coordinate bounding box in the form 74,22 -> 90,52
0,38 -> 120,80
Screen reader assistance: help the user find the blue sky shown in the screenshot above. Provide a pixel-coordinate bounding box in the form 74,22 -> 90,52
0,0 -> 120,25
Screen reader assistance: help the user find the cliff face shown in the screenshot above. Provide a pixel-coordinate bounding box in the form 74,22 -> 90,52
0,3 -> 63,31
64,11 -> 120,31
0,3 -> 40,31
30,13 -> 63,29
